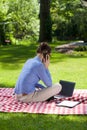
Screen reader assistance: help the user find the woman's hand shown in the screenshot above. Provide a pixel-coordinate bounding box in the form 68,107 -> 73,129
43,55 -> 50,69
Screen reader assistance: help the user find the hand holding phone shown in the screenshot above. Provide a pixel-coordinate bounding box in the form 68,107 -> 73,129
43,53 -> 48,60
42,53 -> 50,68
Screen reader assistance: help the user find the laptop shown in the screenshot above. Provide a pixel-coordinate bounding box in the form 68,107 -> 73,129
54,80 -> 76,99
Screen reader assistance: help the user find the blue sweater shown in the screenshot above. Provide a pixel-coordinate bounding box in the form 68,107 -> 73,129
14,56 -> 52,94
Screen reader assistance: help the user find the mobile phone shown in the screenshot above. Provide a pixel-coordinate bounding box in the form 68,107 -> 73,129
43,53 -> 48,61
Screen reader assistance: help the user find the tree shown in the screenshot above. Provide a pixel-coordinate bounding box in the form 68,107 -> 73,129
39,0 -> 52,42
0,0 -> 9,45
8,0 -> 39,40
51,0 -> 87,41
0,0 -> 39,45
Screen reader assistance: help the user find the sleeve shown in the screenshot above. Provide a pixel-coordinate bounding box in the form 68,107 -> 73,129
35,83 -> 45,89
37,64 -> 52,87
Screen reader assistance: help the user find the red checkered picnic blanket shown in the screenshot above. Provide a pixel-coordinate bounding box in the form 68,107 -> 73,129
0,88 -> 87,115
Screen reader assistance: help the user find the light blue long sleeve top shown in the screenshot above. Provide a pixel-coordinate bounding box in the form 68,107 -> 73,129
14,56 -> 52,94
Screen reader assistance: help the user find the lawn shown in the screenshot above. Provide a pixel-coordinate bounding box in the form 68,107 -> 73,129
0,40 -> 87,130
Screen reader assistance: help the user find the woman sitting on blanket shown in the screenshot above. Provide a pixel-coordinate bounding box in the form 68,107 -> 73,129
14,42 -> 62,102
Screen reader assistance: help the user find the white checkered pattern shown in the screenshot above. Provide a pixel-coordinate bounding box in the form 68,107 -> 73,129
0,88 -> 87,115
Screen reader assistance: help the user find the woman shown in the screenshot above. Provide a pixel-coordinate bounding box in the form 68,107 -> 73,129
14,42 -> 62,102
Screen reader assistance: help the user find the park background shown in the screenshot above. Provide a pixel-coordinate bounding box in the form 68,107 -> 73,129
0,0 -> 87,130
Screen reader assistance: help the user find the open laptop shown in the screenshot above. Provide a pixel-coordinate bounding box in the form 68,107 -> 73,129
54,80 -> 76,99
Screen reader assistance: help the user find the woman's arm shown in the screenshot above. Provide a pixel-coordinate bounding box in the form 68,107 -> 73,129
37,62 -> 52,87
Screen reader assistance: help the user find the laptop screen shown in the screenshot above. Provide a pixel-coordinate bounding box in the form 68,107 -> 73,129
59,80 -> 76,97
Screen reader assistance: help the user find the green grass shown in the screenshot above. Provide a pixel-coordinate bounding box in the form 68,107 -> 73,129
0,40 -> 87,130
0,113 -> 87,130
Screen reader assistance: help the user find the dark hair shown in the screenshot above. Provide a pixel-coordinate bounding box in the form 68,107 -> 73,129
37,42 -> 51,55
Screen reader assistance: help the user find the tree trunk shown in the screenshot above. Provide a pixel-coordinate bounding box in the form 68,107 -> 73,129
39,0 -> 52,42
0,25 -> 6,45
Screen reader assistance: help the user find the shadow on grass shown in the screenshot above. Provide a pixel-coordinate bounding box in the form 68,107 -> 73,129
0,44 -> 67,69
0,83 -> 14,88
0,43 -> 87,69
0,113 -> 87,130
0,44 -> 37,70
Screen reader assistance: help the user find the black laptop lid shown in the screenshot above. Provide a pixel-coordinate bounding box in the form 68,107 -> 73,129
59,80 -> 75,97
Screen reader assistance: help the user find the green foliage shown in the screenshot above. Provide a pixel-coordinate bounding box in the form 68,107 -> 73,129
0,0 -> 39,45
51,0 -> 87,41
0,0 -> 87,45
8,0 -> 39,39
74,45 -> 87,51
